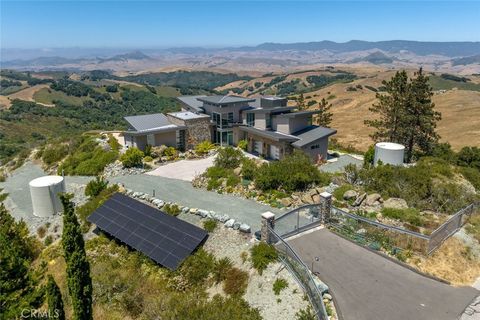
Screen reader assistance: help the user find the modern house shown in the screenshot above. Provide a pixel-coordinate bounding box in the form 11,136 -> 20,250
123,94 -> 336,161
178,95 -> 337,161
123,111 -> 211,151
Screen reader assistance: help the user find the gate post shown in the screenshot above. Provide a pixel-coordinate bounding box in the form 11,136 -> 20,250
320,192 -> 332,224
261,211 -> 276,243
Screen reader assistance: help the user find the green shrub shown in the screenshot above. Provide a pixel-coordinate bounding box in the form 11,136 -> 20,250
237,139 -> 248,151
163,203 -> 181,216
143,156 -> 153,162
120,147 -> 144,168
44,235 -> 53,246
76,185 -> 118,232
215,147 -> 244,169
272,278 -> 288,295
85,176 -> 108,198
460,167 -> 480,191
255,151 -> 330,192
107,134 -> 121,151
42,144 -> 68,165
364,145 -> 375,167
195,141 -> 215,155
203,219 -> 218,232
58,136 -> 118,175
163,146 -> 178,159
250,242 -> 278,274
457,146 -> 480,170
332,184 -> 354,201
205,166 -> 240,190
295,306 -> 316,320
179,248 -> 215,287
223,267 -> 248,296
144,144 -> 153,157
213,257 -> 233,283
381,208 -> 425,227
241,158 -> 257,180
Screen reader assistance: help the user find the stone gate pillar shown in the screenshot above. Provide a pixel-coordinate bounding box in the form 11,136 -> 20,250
261,211 -> 276,243
320,192 -> 332,224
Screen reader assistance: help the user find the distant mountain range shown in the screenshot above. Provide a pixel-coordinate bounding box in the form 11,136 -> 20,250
1,40 -> 480,73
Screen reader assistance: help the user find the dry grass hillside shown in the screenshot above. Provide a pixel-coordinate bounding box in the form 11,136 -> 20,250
218,67 -> 480,151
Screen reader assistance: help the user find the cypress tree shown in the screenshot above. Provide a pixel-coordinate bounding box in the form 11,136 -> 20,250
46,275 -> 65,320
297,93 -> 306,110
60,194 -> 93,320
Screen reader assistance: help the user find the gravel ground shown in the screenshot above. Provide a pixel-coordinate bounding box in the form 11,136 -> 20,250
319,154 -> 363,173
111,174 -> 283,231
0,162 -> 91,234
195,217 -> 310,320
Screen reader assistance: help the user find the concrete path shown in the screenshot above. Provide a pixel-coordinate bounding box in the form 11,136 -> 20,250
146,155 -> 216,181
288,229 -> 479,320
111,174 -> 282,231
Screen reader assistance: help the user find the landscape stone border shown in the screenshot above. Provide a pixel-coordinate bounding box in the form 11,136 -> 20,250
122,186 -> 252,234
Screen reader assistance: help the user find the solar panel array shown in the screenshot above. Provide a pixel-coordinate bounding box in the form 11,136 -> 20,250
87,193 -> 208,270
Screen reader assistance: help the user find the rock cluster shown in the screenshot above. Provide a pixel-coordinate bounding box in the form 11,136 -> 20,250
103,161 -> 146,178
341,189 -> 409,212
122,186 -> 252,233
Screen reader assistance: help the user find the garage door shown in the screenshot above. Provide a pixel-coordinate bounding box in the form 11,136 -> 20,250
269,145 -> 280,160
254,140 -> 263,154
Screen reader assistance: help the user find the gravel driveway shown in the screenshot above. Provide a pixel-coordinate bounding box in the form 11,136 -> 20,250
146,155 -> 216,181
111,174 -> 282,231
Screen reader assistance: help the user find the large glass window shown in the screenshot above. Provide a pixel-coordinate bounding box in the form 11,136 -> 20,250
247,113 -> 255,126
266,115 -> 272,129
212,113 -> 221,126
227,112 -> 234,123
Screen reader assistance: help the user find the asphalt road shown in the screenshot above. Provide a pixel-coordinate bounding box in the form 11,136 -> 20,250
288,229 -> 479,320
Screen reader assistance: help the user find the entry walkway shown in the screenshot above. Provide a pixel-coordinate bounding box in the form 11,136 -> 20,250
288,228 -> 479,320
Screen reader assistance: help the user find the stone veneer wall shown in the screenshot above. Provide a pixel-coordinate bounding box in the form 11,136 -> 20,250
167,115 -> 212,150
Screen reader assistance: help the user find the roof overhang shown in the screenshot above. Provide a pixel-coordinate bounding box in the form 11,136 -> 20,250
239,126 -> 299,142
124,125 -> 186,136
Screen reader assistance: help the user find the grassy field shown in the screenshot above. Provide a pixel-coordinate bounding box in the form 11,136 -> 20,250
0,84 -> 28,95
429,75 -> 480,92
33,87 -> 91,106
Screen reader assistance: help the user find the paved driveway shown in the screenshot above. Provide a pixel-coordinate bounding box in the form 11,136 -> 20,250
288,229 -> 479,320
146,155 -> 216,181
111,174 -> 282,230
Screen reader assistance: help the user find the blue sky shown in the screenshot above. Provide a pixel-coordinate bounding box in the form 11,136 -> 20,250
1,1 -> 479,48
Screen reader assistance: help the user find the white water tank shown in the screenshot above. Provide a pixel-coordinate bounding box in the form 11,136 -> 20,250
374,142 -> 405,166
29,176 -> 66,217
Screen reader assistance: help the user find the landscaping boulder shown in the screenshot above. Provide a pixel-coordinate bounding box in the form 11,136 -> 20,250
233,167 -> 242,176
343,190 -> 358,200
233,222 -> 241,230
181,207 -> 190,214
365,193 -> 382,206
280,197 -> 293,207
312,194 -> 321,204
190,208 -> 198,214
198,209 -> 209,218
239,223 -> 251,233
383,198 -> 408,209
353,193 -> 367,206
301,193 -> 314,204
224,219 -> 235,228
219,214 -> 230,223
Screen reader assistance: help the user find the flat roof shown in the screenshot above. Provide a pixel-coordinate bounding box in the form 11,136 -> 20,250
29,175 -> 64,187
239,126 -> 299,142
291,125 -> 337,148
168,111 -> 209,120
246,106 -> 296,114
277,110 -> 321,118
196,95 -> 256,105
177,95 -> 206,112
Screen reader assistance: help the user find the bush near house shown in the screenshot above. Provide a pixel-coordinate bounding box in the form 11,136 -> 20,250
255,151 -> 330,192
241,158 -> 258,180
195,141 -> 216,155
42,144 -> 69,166
215,147 -> 244,169
381,208 -> 425,227
205,166 -> 240,191
76,185 -> 119,232
237,139 -> 248,151
120,147 -> 144,168
203,219 -> 218,232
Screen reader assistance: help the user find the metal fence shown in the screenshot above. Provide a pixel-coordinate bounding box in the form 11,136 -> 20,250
268,225 -> 328,320
427,202 -> 479,255
274,204 -> 323,238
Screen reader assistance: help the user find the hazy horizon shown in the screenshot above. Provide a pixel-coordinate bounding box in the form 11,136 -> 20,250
1,1 -> 479,49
